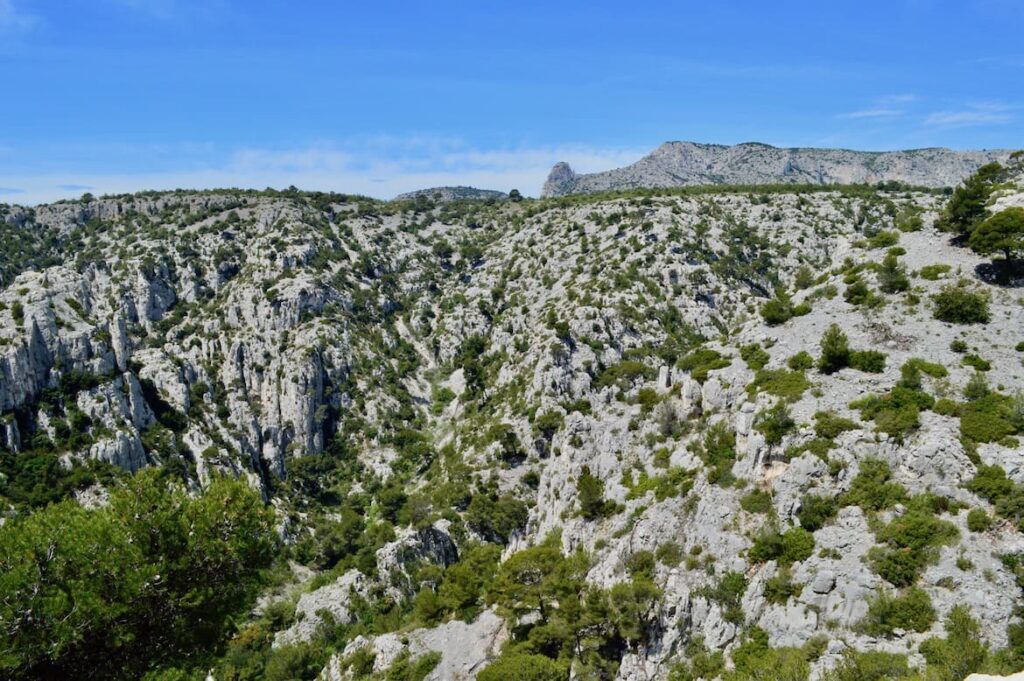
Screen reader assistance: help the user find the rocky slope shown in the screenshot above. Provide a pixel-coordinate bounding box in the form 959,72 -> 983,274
2,158 -> 1024,680
394,186 -> 508,202
542,141 -> 1011,197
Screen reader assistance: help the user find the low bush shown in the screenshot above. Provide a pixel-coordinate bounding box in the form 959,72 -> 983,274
747,368 -> 810,401
862,588 -> 935,636
919,263 -> 952,280
849,350 -> 887,373
740,489 -> 773,514
967,508 -> 992,532
843,459 -> 907,511
932,282 -> 990,325
787,351 -> 814,371
749,527 -> 815,565
755,402 -> 796,445
677,348 -> 731,382
740,343 -> 770,370
797,494 -> 837,532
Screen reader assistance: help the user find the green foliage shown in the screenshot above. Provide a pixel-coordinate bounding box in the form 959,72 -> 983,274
787,351 -> 813,371
595,360 -> 655,390
725,628 -> 814,681
749,527 -> 815,565
967,507 -> 992,532
0,470 -> 277,679
625,467 -> 694,502
849,350 -> 887,373
850,383 -> 935,441
755,402 -> 796,446
578,466 -> 619,519
655,541 -> 683,567
918,605 -> 994,681
763,566 -> 802,605
466,490 -> 528,544
936,161 -> 1004,236
796,495 -> 837,532
960,392 -> 1017,443
862,588 -> 935,636
817,324 -> 850,374
478,653 -> 568,681
877,252 -> 910,294
919,263 -> 952,280
693,420 -> 737,486
843,459 -> 907,511
760,291 -> 809,326
677,347 -> 732,382
740,488 -> 773,514
740,343 -> 770,370
701,571 -> 748,625
870,505 -> 958,586
970,207 -> 1024,262
962,353 -> 991,371
813,410 -> 859,439
932,282 -> 990,325
823,650 -> 914,681
747,368 -> 809,401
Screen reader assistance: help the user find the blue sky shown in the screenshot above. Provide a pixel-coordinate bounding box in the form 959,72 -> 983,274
1,0 -> 1022,203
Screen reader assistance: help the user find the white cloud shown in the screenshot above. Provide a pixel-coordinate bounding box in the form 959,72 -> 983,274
925,102 -> 1015,127
839,94 -> 917,120
0,139 -> 649,206
0,0 -> 37,32
839,108 -> 903,119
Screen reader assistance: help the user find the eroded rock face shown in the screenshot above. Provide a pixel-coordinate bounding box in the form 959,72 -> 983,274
541,141 -> 1012,197
5,163 -> 1024,679
323,609 -> 507,681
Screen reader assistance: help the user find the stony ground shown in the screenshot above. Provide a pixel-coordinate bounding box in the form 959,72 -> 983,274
2,166 -> 1024,679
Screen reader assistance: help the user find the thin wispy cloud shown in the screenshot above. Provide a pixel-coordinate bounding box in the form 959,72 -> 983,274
0,0 -> 37,32
839,94 -> 917,119
840,108 -> 902,119
0,138 -> 649,206
925,102 -> 1015,127
0,187 -> 24,194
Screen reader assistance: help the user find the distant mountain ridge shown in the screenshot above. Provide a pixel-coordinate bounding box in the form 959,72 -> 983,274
394,186 -> 507,202
542,141 -> 1012,196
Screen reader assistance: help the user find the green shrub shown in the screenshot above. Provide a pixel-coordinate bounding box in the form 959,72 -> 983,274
870,505 -> 958,586
595,360 -> 655,390
787,351 -> 813,371
740,489 -> 773,514
747,369 -> 809,401
577,466 -> 619,520
951,339 -> 969,353
693,420 -> 737,486
755,402 -> 796,445
817,324 -> 850,374
962,354 -> 991,371
862,588 -> 935,636
936,161 -> 1004,236
797,495 -> 838,532
677,348 -> 731,382
849,350 -> 887,373
877,253 -> 910,294
919,263 -> 952,280
656,541 -> 683,567
823,650 -> 913,681
477,653 -> 567,681
814,410 -> 859,439
932,282 -> 990,325
740,343 -> 770,370
0,470 -> 277,679
967,508 -> 992,532
843,459 -> 906,511
960,393 -> 1016,443
749,527 -> 815,565
763,566 -> 802,605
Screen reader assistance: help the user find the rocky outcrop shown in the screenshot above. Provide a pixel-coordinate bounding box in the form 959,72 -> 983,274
322,609 -> 507,680
541,141 -> 1012,196
394,186 -> 508,202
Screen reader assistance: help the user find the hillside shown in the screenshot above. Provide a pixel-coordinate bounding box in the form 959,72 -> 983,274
1,157 -> 1024,680
542,142 -> 1012,197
